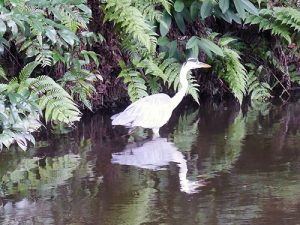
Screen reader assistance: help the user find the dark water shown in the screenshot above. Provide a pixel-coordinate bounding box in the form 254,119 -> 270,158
1,101 -> 300,225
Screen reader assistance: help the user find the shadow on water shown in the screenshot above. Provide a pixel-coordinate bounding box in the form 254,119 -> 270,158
1,100 -> 300,224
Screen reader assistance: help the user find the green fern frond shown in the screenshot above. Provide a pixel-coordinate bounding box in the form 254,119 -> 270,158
36,50 -> 53,67
274,7 -> 300,32
246,72 -> 271,102
0,65 -> 7,80
151,0 -> 173,14
172,109 -> 199,152
220,48 -> 247,104
138,54 -> 180,88
132,0 -> 173,22
19,62 -> 38,82
29,76 -> 81,123
147,76 -> 161,94
270,24 -> 291,43
0,130 -> 35,151
187,75 -> 200,105
104,0 -> 157,53
58,5 -> 88,32
132,1 -> 162,21
7,78 -> 19,91
119,68 -> 148,101
290,69 -> 300,85
0,84 -> 7,92
138,57 -> 169,82
78,90 -> 93,111
245,7 -> 300,43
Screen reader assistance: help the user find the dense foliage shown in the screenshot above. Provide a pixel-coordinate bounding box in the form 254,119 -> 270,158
0,0 -> 300,150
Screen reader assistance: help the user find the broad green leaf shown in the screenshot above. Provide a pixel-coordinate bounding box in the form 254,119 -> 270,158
219,37 -> 237,46
20,40 -> 32,51
168,40 -> 178,58
89,51 -> 99,67
7,20 -> 18,36
12,16 -> 25,33
160,11 -> 172,36
186,36 -> 199,49
201,0 -> 213,19
0,43 -> 4,53
233,0 -> 246,19
191,46 -> 199,58
45,27 -> 57,43
225,9 -> 242,24
174,0 -> 185,12
158,36 -> 170,46
0,19 -> 6,35
52,50 -> 65,64
59,30 -> 78,46
182,7 -> 192,23
219,0 -> 230,13
190,1 -> 200,20
215,8 -> 232,23
198,38 -> 224,57
82,50 -> 99,66
197,42 -> 212,58
241,0 -> 259,15
174,12 -> 186,34
81,51 -> 90,64
77,4 -> 92,15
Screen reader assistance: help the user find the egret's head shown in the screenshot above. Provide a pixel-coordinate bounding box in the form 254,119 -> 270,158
184,58 -> 211,70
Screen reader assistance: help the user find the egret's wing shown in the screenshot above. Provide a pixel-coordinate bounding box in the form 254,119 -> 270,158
110,112 -> 121,120
111,94 -> 171,127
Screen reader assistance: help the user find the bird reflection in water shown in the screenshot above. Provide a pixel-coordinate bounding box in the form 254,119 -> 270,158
111,137 -> 203,194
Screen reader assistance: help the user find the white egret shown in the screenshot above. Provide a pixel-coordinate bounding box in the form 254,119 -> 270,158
111,58 -> 211,135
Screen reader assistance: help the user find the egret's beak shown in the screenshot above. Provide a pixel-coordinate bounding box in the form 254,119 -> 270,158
198,62 -> 211,68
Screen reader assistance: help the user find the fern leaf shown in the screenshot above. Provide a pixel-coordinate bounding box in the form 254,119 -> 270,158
19,62 -> 38,82
35,50 -> 53,68
119,69 -> 148,101
246,72 -> 271,102
132,1 -> 162,21
104,0 -> 157,53
220,48 -> 247,104
0,65 -> 7,80
147,77 -> 161,94
187,75 -> 200,104
29,76 -> 81,123
245,7 -> 300,44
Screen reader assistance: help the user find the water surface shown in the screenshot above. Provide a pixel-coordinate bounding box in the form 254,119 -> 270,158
1,101 -> 300,225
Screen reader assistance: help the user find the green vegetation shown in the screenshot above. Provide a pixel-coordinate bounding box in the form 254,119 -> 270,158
1,0 -> 300,150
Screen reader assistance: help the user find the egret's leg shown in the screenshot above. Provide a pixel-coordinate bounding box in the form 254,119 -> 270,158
152,128 -> 160,138
128,127 -> 137,134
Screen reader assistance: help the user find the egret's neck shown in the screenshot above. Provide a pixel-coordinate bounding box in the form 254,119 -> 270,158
171,66 -> 189,109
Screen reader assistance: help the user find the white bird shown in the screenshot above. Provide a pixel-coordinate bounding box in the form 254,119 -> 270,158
111,58 -> 211,136
111,137 -> 203,194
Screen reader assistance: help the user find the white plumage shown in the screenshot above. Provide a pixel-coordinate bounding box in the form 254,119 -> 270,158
111,58 -> 211,135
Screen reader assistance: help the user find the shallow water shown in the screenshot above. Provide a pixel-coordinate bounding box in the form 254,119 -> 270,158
1,101 -> 300,225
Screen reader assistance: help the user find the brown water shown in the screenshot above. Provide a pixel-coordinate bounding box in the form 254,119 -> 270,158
1,101 -> 300,225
